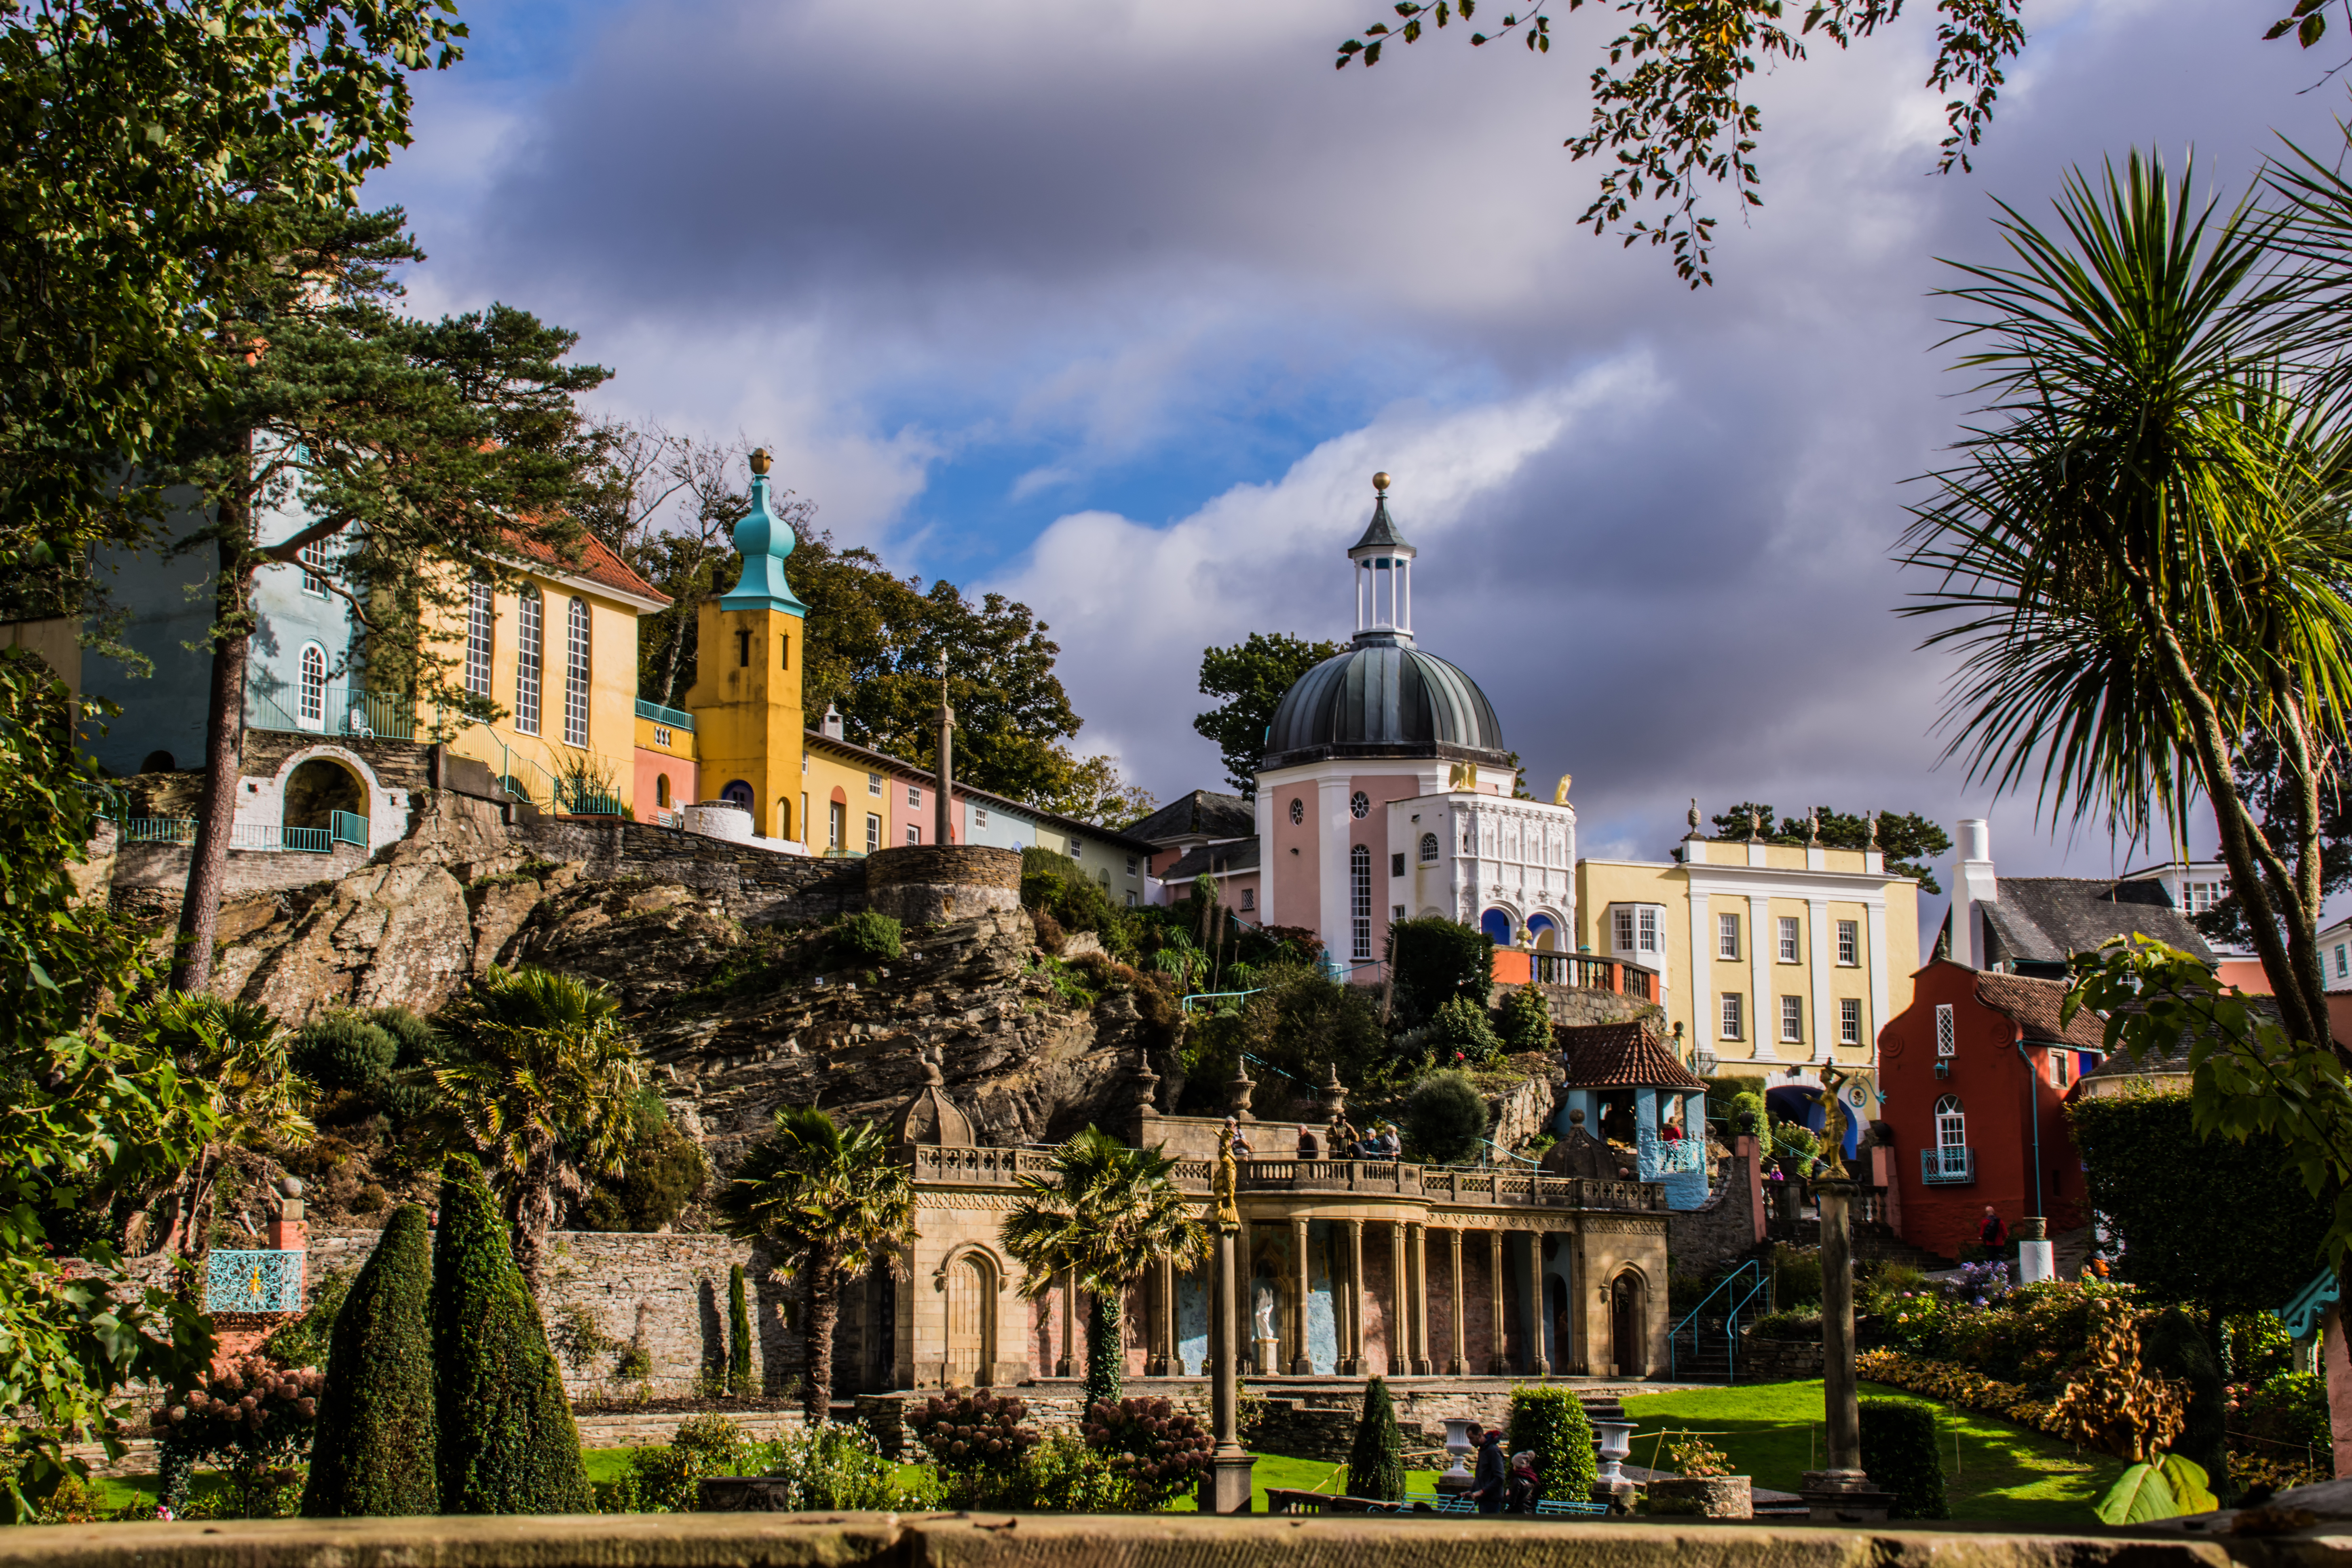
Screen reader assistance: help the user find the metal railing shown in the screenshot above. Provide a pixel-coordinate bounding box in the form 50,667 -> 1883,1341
634,698 -> 695,731
1668,1258 -> 1773,1381
247,682 -> 421,742
120,817 -> 197,845
1920,1146 -> 1975,1185
228,821 -> 329,853
205,1248 -> 305,1313
330,809 -> 367,846
1528,952 -> 1660,998
552,778 -> 622,816
116,816 -> 363,853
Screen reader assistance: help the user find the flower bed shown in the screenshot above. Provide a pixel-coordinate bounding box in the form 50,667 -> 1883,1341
1856,1350 -> 2059,1436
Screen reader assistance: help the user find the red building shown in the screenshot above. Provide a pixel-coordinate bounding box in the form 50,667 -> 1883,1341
1878,961 -> 2105,1262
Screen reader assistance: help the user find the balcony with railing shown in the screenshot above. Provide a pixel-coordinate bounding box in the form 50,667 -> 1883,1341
247,681 -> 425,743
1921,1146 -> 1975,1185
204,1249 -> 305,1314
634,698 -> 695,731
1528,951 -> 1657,1000
115,813 -> 367,854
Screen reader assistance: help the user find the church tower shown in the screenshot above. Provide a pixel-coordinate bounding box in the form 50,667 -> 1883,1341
682,449 -> 809,842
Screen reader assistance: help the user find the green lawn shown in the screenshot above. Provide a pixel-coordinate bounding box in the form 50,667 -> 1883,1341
1620,1380 -> 2127,1526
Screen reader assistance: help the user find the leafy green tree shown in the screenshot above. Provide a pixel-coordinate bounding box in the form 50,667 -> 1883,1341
0,0 -> 462,620
1499,984 -> 1554,1053
1347,1377 -> 1405,1501
1402,1071 -> 1488,1165
158,205 -> 608,991
302,1204 -> 437,1517
1898,150 -> 2347,1054
1000,1128 -> 1206,1408
1706,804 -> 1954,894
2192,730 -> 2352,953
0,650 -> 217,1518
711,1106 -> 916,1424
1387,917 -> 1494,1030
434,966 -> 646,1292
1194,632 -> 1345,794
430,1154 -> 591,1515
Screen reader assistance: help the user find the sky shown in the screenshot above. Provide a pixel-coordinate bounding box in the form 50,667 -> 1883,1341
367,0 -> 2352,925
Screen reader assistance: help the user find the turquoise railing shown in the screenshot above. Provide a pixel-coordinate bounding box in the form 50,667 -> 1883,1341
553,778 -> 622,816
1668,1257 -> 1774,1381
204,1248 -> 304,1313
247,682 -> 422,742
121,817 -> 197,845
330,809 -> 367,847
634,698 -> 695,731
2278,1268 -> 2339,1338
118,817 -> 355,853
1920,1146 -> 1975,1185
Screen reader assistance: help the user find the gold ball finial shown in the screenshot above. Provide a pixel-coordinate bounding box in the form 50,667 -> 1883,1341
1372,471 -> 1390,494
748,447 -> 773,476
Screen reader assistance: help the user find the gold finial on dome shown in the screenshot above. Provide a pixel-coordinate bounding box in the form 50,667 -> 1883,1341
748,447 -> 773,476
1372,471 -> 1391,493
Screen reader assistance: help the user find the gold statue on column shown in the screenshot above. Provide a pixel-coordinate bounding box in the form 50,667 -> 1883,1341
1818,1064 -> 1871,1180
1214,1126 -> 1242,1225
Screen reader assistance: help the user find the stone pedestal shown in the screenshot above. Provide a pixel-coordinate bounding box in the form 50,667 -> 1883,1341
1201,1220 -> 1258,1515
1800,1469 -> 1895,1523
1809,1180 -> 1888,1523
1647,1475 -> 1753,1519
1253,1336 -> 1279,1376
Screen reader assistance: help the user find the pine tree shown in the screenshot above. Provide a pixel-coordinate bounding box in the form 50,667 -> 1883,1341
301,1205 -> 437,1517
431,1154 -> 591,1513
727,1264 -> 753,1397
1347,1376 -> 1405,1502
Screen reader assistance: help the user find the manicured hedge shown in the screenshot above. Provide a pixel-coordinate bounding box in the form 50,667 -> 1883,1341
1859,1396 -> 1948,1520
301,1205 -> 437,1516
1508,1384 -> 1598,1499
1348,1377 -> 1405,1502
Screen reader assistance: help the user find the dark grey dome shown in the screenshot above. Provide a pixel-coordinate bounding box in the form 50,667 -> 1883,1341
1263,635 -> 1508,766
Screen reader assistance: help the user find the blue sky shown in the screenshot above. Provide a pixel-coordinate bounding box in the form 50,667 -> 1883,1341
367,0 -> 2352,914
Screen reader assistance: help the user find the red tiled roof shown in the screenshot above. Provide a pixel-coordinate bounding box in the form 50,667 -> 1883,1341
1973,971 -> 2107,1050
1557,1021 -> 1707,1089
503,528 -> 669,608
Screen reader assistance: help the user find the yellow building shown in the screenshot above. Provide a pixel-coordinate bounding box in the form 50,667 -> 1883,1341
1575,818 -> 1918,1084
679,450 -> 808,844
437,531 -> 671,818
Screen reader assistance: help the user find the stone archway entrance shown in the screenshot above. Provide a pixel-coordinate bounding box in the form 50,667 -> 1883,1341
284,756 -> 365,843
1610,1271 -> 1645,1377
944,1253 -> 995,1386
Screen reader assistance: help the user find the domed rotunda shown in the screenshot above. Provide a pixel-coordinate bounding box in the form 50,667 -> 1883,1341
1252,477 -> 1577,975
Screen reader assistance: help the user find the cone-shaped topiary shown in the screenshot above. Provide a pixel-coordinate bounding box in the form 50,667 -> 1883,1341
431,1153 -> 592,1513
1347,1376 -> 1406,1502
301,1205 -> 439,1516
728,1263 -> 753,1397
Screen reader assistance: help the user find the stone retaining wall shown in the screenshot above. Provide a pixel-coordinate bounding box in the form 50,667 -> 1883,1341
523,817 -> 863,925
863,845 -> 1021,926
1734,1335 -> 1825,1383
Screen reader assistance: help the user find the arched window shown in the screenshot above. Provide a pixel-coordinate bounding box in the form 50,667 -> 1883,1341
563,596 -> 591,747
1419,831 -> 1439,862
298,643 -> 326,730
1930,1093 -> 1969,1181
721,780 -> 753,812
464,578 -> 495,698
655,774 -> 672,808
1527,913 -> 1559,951
1481,907 -> 1514,947
513,585 -> 542,736
1349,844 -> 1372,960
777,798 -> 793,841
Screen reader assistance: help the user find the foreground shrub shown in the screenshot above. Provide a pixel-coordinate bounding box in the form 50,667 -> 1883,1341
302,1205 -> 437,1517
760,1422 -> 907,1511
907,1389 -> 1041,1477
1748,1307 -> 1824,1341
1859,1397 -> 1949,1519
153,1356 -> 323,1519
1088,1395 -> 1213,1507
1346,1379 -> 1404,1502
602,1415 -> 773,1513
1497,984 -> 1554,1053
830,910 -> 903,962
290,1013 -> 399,1095
1507,1384 -> 1597,1500
1403,1070 -> 1488,1165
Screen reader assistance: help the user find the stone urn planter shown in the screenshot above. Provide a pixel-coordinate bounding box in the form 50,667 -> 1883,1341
1644,1475 -> 1753,1519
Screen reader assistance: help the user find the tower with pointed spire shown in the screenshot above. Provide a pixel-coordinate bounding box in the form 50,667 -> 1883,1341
679,449 -> 809,843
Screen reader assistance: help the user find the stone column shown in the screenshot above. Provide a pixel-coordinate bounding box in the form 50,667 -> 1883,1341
1204,1218 -> 1258,1513
1057,1268 -> 1075,1378
1801,1180 -> 1890,1521
1290,1216 -> 1314,1375
1341,1219 -> 1366,1374
1406,1221 -> 1431,1375
1487,1229 -> 1508,1374
1387,1221 -> 1409,1376
1448,1227 -> 1467,1375
1148,1257 -> 1174,1376
1523,1231 -> 1549,1377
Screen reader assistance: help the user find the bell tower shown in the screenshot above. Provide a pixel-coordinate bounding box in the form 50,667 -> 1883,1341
682,449 -> 809,842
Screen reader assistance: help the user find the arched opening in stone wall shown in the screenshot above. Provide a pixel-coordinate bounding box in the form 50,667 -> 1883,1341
944,1251 -> 997,1386
284,756 -> 365,831
1610,1269 -> 1647,1376
140,750 -> 176,773
1481,907 -> 1515,946
1528,913 -> 1560,951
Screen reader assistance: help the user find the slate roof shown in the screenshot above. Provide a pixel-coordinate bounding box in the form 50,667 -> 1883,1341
1557,1021 -> 1708,1089
1350,493 -> 1415,554
1126,789 -> 1256,846
1972,971 -> 2108,1050
1980,877 -> 2216,967
1161,838 -> 1261,881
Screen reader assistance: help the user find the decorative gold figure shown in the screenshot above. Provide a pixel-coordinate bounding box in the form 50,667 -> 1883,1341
1214,1126 -> 1242,1225
1818,1064 -> 1871,1180
1554,773 -> 1572,805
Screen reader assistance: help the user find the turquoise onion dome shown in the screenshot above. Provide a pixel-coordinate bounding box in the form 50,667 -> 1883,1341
718,447 -> 810,617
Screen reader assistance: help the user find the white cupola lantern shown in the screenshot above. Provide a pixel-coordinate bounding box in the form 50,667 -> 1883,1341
1349,472 -> 1415,642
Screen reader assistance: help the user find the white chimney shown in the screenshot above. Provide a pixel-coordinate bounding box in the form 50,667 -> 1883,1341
822,704 -> 845,741
1955,817 -> 1998,969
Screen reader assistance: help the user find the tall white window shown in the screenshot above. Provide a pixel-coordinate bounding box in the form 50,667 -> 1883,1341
1719,992 -> 1744,1040
513,587 -> 542,736
1718,912 -> 1740,960
1837,919 -> 1859,966
1935,1003 -> 1956,1057
1614,907 -> 1636,950
1934,1093 -> 1966,1152
1778,916 -> 1800,963
1419,831 -> 1439,862
1780,995 -> 1803,1043
1839,997 -> 1861,1044
2338,943 -> 2348,979
1638,907 -> 1659,953
298,643 -> 326,730
464,580 -> 495,699
299,539 -> 333,596
1350,844 -> 1372,960
906,825 -> 920,845
562,595 -> 590,747
866,813 -> 881,852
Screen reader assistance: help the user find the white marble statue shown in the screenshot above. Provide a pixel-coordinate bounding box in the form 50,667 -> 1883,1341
1253,1284 -> 1276,1342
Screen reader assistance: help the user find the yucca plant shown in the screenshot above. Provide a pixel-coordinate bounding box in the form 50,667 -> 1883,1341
435,966 -> 644,1292
999,1127 -> 1206,1407
711,1107 -> 914,1423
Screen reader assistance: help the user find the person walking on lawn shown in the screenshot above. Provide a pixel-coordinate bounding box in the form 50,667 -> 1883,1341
1469,1428 -> 1508,1514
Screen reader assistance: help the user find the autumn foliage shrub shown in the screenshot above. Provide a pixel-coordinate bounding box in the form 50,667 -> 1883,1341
153,1356 -> 324,1517
906,1389 -> 1041,1475
1083,1395 -> 1214,1506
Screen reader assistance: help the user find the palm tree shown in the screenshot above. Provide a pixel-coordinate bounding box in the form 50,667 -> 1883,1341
1899,149 -> 2352,1050
435,965 -> 645,1292
999,1127 -> 1206,1407
711,1106 -> 914,1423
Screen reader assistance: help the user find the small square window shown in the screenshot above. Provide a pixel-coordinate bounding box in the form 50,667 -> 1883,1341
1126,854 -> 1139,875
974,806 -> 988,827
653,725 -> 672,748
1839,997 -> 1861,1045
1778,916 -> 1800,963
1392,903 -> 1405,920
907,785 -> 922,807
1720,993 -> 1744,1040
867,772 -> 883,796
1241,888 -> 1256,911
1068,838 -> 1083,859
1837,919 -> 1859,966
1780,996 -> 1803,1043
1718,913 -> 1740,960
1391,851 -> 1405,877
905,825 -> 920,845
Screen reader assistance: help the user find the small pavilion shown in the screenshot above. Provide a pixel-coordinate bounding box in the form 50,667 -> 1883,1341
1554,1023 -> 1712,1211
